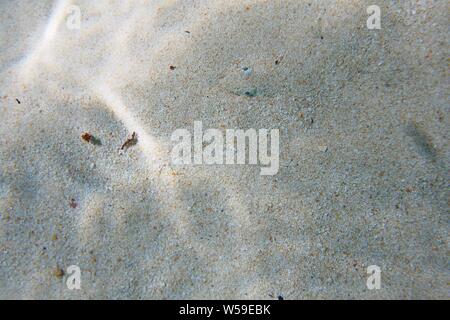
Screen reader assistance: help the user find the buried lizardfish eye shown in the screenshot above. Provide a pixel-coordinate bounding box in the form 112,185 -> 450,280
242,67 -> 253,77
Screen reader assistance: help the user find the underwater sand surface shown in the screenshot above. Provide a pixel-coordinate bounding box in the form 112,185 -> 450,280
0,0 -> 448,299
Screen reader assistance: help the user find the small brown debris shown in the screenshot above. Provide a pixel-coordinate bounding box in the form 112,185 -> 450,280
52,233 -> 58,241
53,266 -> 64,278
69,198 -> 77,208
15,98 -> 21,104
81,132 -> 92,142
170,170 -> 182,176
121,132 -> 138,151
81,132 -> 101,145
245,5 -> 251,10
405,187 -> 413,193
169,65 -> 176,70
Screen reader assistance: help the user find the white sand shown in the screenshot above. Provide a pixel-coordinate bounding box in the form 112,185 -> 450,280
0,0 -> 448,299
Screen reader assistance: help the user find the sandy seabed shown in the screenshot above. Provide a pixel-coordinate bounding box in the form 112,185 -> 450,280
0,0 -> 448,299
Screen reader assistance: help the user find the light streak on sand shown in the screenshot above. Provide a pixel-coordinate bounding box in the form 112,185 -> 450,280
94,84 -> 166,172
20,0 -> 70,78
